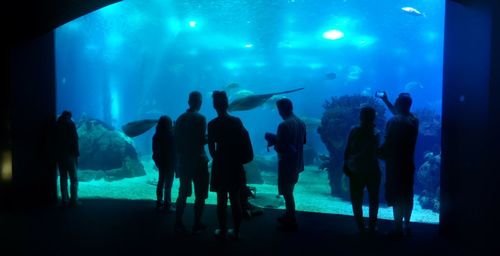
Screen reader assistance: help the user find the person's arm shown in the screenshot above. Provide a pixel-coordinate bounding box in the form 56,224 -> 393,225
303,122 -> 307,145
207,123 -> 216,159
200,116 -> 208,146
275,123 -> 289,154
381,92 -> 397,115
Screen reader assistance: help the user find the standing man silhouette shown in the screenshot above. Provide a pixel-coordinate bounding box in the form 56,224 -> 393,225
55,110 -> 79,207
174,91 -> 209,234
265,98 -> 306,232
379,93 -> 419,237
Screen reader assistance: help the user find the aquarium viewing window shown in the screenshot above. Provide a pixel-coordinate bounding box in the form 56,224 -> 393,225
56,0 -> 443,224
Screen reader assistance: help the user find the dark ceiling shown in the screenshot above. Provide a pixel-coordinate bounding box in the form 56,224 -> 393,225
3,0 -> 120,47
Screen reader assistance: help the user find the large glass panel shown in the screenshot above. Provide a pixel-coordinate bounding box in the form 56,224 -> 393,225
56,0 -> 443,224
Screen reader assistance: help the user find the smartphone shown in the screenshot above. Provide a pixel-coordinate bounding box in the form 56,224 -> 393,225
375,91 -> 385,98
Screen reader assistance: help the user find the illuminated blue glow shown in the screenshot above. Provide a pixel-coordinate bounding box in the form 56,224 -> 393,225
107,33 -> 124,49
352,35 -> 377,48
244,43 -> 253,48
223,61 -> 240,70
189,20 -> 197,28
110,87 -> 120,126
308,63 -> 323,69
322,30 -> 344,40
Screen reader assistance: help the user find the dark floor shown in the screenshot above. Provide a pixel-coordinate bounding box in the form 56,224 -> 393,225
0,199 -> 481,255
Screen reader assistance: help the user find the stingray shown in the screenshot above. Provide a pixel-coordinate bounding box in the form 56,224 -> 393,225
121,119 -> 158,137
248,192 -> 285,209
228,88 -> 304,112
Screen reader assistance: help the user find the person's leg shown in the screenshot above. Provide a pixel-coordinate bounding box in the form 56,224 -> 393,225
175,177 -> 190,230
193,164 -> 209,229
367,172 -> 381,232
156,166 -> 166,208
349,176 -> 365,232
164,168 -> 174,207
403,194 -> 414,235
282,183 -> 297,224
229,189 -> 242,235
216,192 -> 229,235
58,160 -> 69,205
403,175 -> 414,233
392,201 -> 404,234
67,156 -> 78,205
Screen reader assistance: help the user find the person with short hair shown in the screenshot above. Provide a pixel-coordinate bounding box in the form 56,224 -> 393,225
55,110 -> 79,207
265,98 -> 306,232
174,91 -> 210,234
379,93 -> 419,237
343,106 -> 381,234
208,90 -> 250,240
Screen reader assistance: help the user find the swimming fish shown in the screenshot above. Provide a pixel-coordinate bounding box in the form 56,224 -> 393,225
401,7 -> 426,17
224,82 -> 240,92
248,192 -> 285,209
300,116 -> 321,130
404,81 -> 424,92
347,65 -> 362,80
325,72 -> 337,80
121,119 -> 158,137
228,88 -> 304,112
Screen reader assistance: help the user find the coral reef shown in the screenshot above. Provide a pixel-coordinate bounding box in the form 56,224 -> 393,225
317,95 -> 386,198
77,118 -> 145,181
414,108 -> 442,167
416,152 -> 440,212
303,144 -> 318,165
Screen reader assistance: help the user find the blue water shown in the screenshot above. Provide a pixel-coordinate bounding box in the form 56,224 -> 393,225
55,0 -> 444,223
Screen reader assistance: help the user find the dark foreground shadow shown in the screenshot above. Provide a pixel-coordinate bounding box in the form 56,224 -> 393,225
0,199 -> 466,256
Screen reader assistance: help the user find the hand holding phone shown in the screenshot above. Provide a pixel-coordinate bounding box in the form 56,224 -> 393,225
375,91 -> 385,98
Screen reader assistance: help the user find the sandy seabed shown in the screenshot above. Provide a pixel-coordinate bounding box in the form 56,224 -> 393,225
67,157 -> 439,224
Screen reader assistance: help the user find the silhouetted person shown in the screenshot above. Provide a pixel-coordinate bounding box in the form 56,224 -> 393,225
343,106 -> 381,234
208,91 -> 248,240
379,93 -> 419,237
55,110 -> 79,207
152,115 -> 176,211
174,91 -> 209,234
265,98 -> 306,232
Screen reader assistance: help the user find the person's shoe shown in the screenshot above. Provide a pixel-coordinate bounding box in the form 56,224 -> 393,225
242,209 -> 252,219
367,226 -> 379,236
60,200 -> 69,208
192,223 -> 207,234
69,200 -> 81,208
227,229 -> 240,241
156,201 -> 163,210
386,229 -> 404,239
277,214 -> 289,224
174,223 -> 188,235
277,222 -> 298,232
214,228 -> 227,240
164,203 -> 176,213
404,227 -> 412,237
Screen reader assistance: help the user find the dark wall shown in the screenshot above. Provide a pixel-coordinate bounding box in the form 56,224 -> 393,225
0,1 -> 121,207
441,0 -> 500,242
488,1 -> 500,240
10,32 -> 57,207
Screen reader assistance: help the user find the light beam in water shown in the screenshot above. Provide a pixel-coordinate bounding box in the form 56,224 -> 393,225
322,29 -> 344,40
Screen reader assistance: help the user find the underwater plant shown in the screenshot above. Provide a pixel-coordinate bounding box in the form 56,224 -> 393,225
413,108 -> 442,168
416,152 -> 441,212
317,95 -> 386,198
